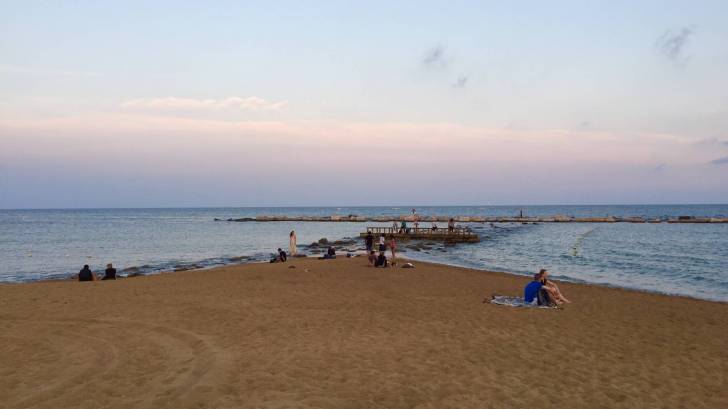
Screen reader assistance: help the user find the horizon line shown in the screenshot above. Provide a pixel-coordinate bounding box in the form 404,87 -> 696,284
2,203 -> 728,211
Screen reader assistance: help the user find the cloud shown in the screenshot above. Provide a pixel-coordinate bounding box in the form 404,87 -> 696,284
120,96 -> 288,111
452,75 -> 468,88
0,113 -> 701,168
691,137 -> 728,149
422,46 -> 447,68
709,156 -> 728,165
653,163 -> 666,172
655,27 -> 693,64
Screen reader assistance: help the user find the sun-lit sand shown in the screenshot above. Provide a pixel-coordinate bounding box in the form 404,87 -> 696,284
1,257 -> 726,408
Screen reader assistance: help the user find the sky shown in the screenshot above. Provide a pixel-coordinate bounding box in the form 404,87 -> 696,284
1,0 -> 728,208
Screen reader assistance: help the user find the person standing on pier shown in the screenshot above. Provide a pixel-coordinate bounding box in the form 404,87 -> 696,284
448,218 -> 455,232
289,231 -> 297,256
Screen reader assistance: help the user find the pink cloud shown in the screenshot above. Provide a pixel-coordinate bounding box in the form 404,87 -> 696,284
120,96 -> 288,111
2,112 -> 726,206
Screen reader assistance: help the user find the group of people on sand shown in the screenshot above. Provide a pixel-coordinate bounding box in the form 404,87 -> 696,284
78,228 -> 573,307
364,231 -> 396,268
273,230 -> 298,262
524,269 -> 570,306
77,263 -> 117,281
274,230 -> 336,262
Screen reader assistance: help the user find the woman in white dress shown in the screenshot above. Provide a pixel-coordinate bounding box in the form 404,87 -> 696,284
289,230 -> 297,256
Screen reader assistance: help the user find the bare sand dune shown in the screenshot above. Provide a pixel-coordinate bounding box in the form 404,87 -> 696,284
1,257 -> 726,408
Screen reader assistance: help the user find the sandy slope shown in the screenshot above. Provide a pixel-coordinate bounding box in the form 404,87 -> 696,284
1,257 -> 726,408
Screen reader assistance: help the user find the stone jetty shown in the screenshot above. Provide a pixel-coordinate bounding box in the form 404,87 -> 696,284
360,226 -> 480,243
214,215 -> 728,224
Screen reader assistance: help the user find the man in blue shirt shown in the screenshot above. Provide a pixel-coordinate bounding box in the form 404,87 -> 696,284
524,269 -> 554,305
524,275 -> 543,303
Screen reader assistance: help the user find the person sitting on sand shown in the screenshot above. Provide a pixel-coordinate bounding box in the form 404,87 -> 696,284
278,248 -> 287,262
368,250 -> 377,266
102,263 -> 116,280
524,269 -> 570,306
78,265 -> 96,282
325,246 -> 336,259
375,252 -> 388,268
524,270 -> 549,305
541,270 -> 570,304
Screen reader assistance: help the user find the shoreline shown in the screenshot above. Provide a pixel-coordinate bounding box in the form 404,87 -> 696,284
5,254 -> 727,305
2,257 -> 726,408
4,253 -> 728,305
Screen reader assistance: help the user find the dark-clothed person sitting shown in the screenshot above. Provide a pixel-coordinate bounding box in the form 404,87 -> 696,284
322,246 -> 336,259
374,252 -> 388,268
78,265 -> 94,282
278,248 -> 287,262
103,263 -> 117,280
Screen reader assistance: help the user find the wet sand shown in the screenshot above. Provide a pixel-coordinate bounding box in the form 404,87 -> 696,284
1,257 -> 726,408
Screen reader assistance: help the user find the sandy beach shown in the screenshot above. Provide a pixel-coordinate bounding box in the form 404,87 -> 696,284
1,257 -> 726,408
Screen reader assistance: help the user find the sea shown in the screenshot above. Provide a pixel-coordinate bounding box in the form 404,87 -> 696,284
1,205 -> 727,302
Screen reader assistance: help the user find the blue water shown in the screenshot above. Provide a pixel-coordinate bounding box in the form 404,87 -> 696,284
1,206 -> 727,302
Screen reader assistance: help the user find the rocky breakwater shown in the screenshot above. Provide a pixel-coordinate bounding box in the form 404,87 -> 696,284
667,216 -> 728,223
298,237 -> 361,254
214,214 -> 728,224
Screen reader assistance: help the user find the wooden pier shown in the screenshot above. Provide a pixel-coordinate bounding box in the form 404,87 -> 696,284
359,226 -> 480,243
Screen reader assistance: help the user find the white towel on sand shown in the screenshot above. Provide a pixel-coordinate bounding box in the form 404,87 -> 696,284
490,295 -> 557,309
